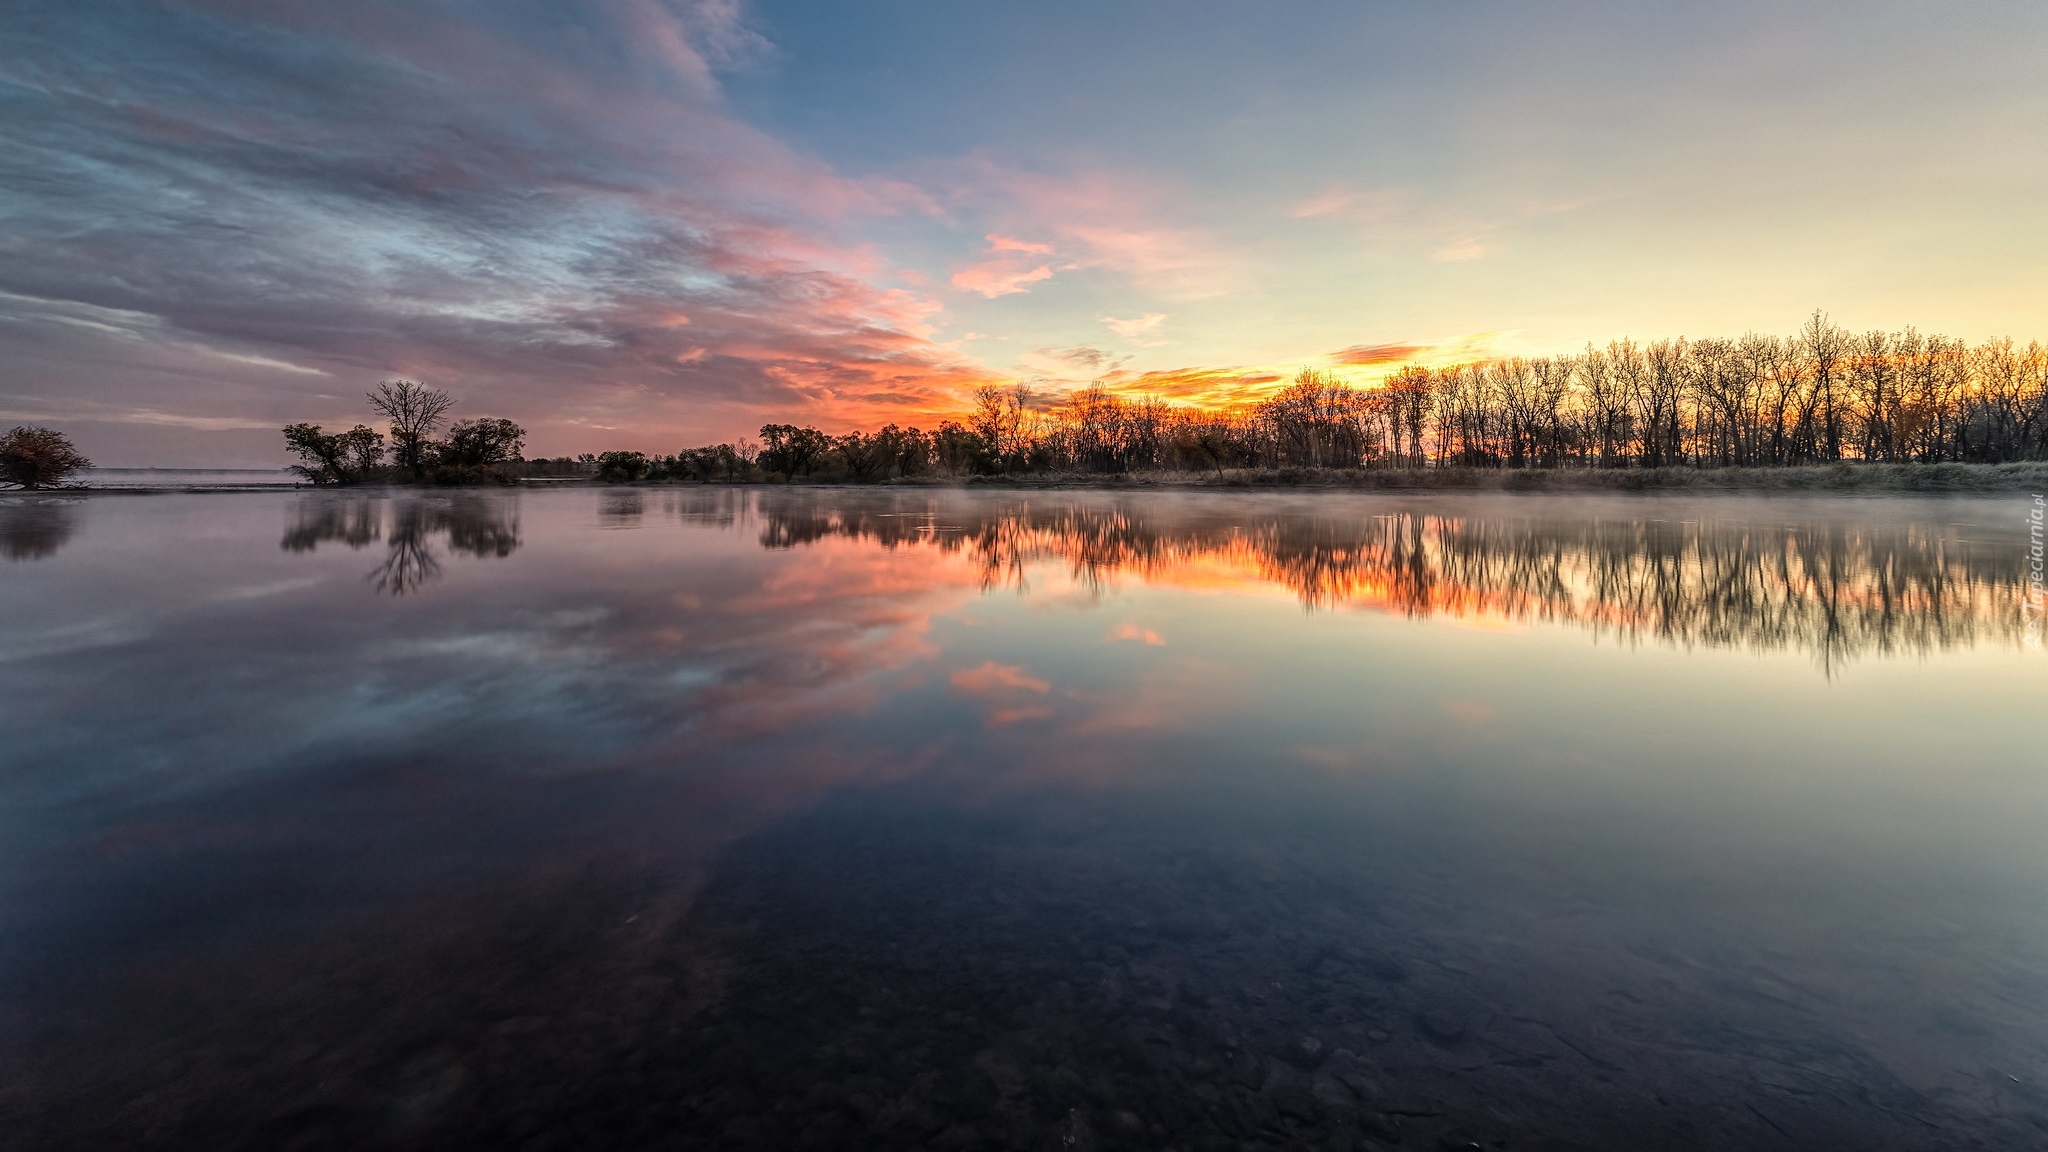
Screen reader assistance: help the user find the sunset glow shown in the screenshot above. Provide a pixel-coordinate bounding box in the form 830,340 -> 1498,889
4,1 -> 2045,465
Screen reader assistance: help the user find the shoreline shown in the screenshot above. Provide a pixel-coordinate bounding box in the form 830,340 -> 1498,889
13,461 -> 2048,496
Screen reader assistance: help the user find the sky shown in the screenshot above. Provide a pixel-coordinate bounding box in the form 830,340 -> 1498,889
2,0 -> 2044,466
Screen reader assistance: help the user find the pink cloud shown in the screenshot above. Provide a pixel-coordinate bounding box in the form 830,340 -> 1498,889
985,233 -> 1054,255
952,261 -> 1055,298
949,233 -> 1060,298
932,160 -> 1236,300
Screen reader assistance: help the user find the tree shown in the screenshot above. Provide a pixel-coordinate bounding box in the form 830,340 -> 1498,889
0,426 -> 92,489
439,418 -> 526,467
971,383 -> 1036,469
932,421 -> 992,476
595,451 -> 650,482
874,425 -> 931,477
713,443 -> 743,482
836,431 -> 888,481
758,424 -> 830,477
368,379 -> 454,480
282,423 -> 384,484
1799,310 -> 1849,461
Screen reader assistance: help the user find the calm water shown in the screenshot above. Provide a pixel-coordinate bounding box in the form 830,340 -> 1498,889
2,487 -> 2044,1150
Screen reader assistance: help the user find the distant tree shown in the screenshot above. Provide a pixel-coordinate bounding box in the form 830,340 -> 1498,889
758,424 -> 830,477
0,426 -> 92,489
595,450 -> 650,482
932,420 -> 992,476
713,443 -> 743,482
971,383 -> 1034,469
368,379 -> 454,481
282,423 -> 384,485
836,431 -> 888,481
874,424 -> 931,477
1171,426 -> 1233,473
1799,310 -> 1850,462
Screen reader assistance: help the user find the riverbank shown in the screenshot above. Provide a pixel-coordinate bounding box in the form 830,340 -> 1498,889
14,460 -> 2046,496
936,462 -> 2048,492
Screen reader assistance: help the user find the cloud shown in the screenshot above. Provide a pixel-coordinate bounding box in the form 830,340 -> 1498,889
950,233 -> 1061,298
1322,335 -> 1505,374
1292,183 -> 1497,265
985,234 -> 1054,255
1100,312 -> 1167,343
0,0 -> 994,456
1091,366 -> 1285,405
1048,346 -> 1118,370
935,161 -> 1237,300
1009,344 -> 1132,390
985,706 -> 1054,727
952,262 -> 1055,298
1329,342 -> 1427,366
1432,239 -> 1489,262
1291,187 -> 1404,223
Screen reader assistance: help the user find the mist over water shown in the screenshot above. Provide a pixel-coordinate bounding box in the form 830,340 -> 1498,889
1,488 -> 2042,1150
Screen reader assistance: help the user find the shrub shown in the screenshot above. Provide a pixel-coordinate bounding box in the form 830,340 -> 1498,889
0,426 -> 92,489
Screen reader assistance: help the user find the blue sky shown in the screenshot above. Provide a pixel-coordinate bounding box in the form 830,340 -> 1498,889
2,0 -> 2043,464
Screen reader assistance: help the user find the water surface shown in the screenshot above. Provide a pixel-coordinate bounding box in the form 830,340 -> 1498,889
2,487 -> 2043,1150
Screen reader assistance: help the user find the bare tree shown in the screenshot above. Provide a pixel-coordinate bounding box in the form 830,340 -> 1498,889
368,379 -> 455,481
1799,310 -> 1849,461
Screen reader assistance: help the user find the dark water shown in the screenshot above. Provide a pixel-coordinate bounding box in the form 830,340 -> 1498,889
2,487 -> 2043,1151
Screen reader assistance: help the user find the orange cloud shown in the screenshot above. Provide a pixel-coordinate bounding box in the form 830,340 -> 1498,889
1092,365 -> 1286,405
1330,342 -> 1426,366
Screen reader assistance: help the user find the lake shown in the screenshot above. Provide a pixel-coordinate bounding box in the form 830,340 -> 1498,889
2,487 -> 2043,1150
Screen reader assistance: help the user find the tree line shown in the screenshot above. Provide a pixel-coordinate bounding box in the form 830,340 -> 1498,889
648,313 -> 2048,481
275,313 -> 2047,485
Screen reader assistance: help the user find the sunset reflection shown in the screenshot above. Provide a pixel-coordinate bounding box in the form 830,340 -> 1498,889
739,490 -> 2026,666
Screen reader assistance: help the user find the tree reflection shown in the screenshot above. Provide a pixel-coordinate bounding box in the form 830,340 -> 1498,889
748,493 -> 2026,668
282,493 -> 521,594
0,498 -> 79,561
599,490 -> 644,527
